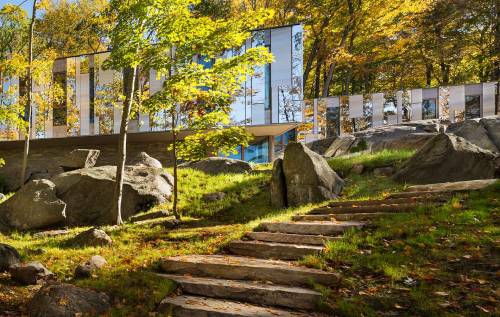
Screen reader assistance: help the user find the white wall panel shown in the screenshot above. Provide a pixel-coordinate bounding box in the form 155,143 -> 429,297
348,94 -> 363,118
396,91 -> 403,123
372,93 -> 384,127
270,26 -> 292,124
482,82 -> 496,117
449,85 -> 465,112
411,88 -> 423,120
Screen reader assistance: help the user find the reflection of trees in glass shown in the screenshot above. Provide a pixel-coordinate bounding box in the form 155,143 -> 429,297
278,85 -> 302,123
316,99 -> 327,137
94,71 -> 124,135
465,95 -> 480,119
340,96 -> 352,133
383,92 -> 396,124
66,58 -> 80,136
326,107 -> 340,137
401,90 -> 412,121
439,87 -> 449,120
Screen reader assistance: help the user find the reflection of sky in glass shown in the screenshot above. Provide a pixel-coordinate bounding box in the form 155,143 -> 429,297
245,139 -> 268,163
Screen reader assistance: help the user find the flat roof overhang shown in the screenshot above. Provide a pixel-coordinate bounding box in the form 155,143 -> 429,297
0,123 -> 299,150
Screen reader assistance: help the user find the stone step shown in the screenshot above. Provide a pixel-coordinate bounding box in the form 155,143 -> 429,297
228,240 -> 323,260
259,221 -> 365,236
310,203 -> 423,215
245,231 -> 341,245
328,196 -> 446,208
387,191 -> 452,199
158,295 -> 324,317
159,255 -> 340,287
293,212 -> 401,222
158,274 -> 322,311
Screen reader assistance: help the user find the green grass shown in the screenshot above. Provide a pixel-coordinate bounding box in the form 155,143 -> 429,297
300,182 -> 500,316
328,149 -> 415,176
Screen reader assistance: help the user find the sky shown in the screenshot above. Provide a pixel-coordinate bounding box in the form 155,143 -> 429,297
0,0 -> 34,15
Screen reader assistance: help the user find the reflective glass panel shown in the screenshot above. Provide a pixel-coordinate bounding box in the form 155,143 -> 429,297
422,98 -> 437,119
465,95 -> 480,119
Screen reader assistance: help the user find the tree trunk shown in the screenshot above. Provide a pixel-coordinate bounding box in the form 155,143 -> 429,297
111,66 -> 138,225
171,112 -> 180,220
20,0 -> 37,189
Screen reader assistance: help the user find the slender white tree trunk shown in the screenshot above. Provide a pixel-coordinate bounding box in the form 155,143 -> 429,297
171,112 -> 180,220
112,66 -> 137,225
20,0 -> 37,189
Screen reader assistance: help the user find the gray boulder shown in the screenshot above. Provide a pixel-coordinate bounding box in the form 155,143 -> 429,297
10,261 -> 54,285
51,165 -> 172,226
179,157 -> 252,175
324,135 -> 356,157
28,283 -> 111,317
480,116 -> 500,151
448,119 -> 498,153
306,137 -> 336,155
60,149 -> 100,172
270,158 -> 287,208
67,228 -> 113,247
393,133 -> 498,184
283,143 -> 344,206
0,243 -> 21,272
131,152 -> 163,169
0,179 -> 66,230
202,192 -> 226,202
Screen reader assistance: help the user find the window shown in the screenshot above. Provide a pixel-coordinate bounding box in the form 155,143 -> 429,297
274,129 -> 296,156
53,72 -> 67,126
244,139 -> 269,163
465,95 -> 480,119
383,96 -> 397,124
422,98 -> 437,120
326,107 -> 340,137
219,145 -> 243,160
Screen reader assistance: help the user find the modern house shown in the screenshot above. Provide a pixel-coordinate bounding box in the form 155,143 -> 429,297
0,24 -> 304,164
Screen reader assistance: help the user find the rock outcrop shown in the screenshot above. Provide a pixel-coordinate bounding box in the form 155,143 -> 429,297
448,116 -> 500,153
59,149 -> 100,172
28,283 -> 111,317
180,157 -> 252,175
271,143 -> 344,208
393,133 -> 497,184
0,179 -> 67,230
51,165 -> 172,226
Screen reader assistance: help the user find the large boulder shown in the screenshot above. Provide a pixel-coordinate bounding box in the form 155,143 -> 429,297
0,179 -> 67,230
270,158 -> 287,208
393,133 -> 498,184
323,135 -> 356,157
131,152 -> 163,169
179,157 -> 252,175
59,149 -> 100,172
447,119 -> 499,153
481,116 -> 500,150
28,283 -> 111,317
306,137 -> 337,155
283,143 -> 344,206
51,165 -> 173,226
0,243 -> 21,272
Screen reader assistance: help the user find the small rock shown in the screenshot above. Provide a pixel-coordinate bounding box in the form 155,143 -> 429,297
25,248 -> 46,256
351,164 -> 365,175
28,283 -> 110,317
0,243 -> 21,272
60,149 -> 100,172
33,229 -> 70,238
162,218 -> 181,229
179,157 -> 252,175
131,152 -> 163,169
67,228 -> 113,247
74,255 -> 107,279
373,166 -> 396,177
0,193 -> 6,201
202,192 -> 226,202
10,261 -> 54,285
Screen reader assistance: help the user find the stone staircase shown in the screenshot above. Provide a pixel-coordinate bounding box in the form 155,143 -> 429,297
155,184 -> 473,316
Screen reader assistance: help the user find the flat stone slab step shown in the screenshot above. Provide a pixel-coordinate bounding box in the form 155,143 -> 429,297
310,203 -> 425,215
328,196 -> 446,208
158,295 -> 325,317
157,274 -> 322,311
293,212 -> 402,222
160,255 -> 340,287
228,240 -> 323,260
259,221 -> 365,236
387,191 -> 453,199
245,231 -> 341,245
405,179 -> 498,193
